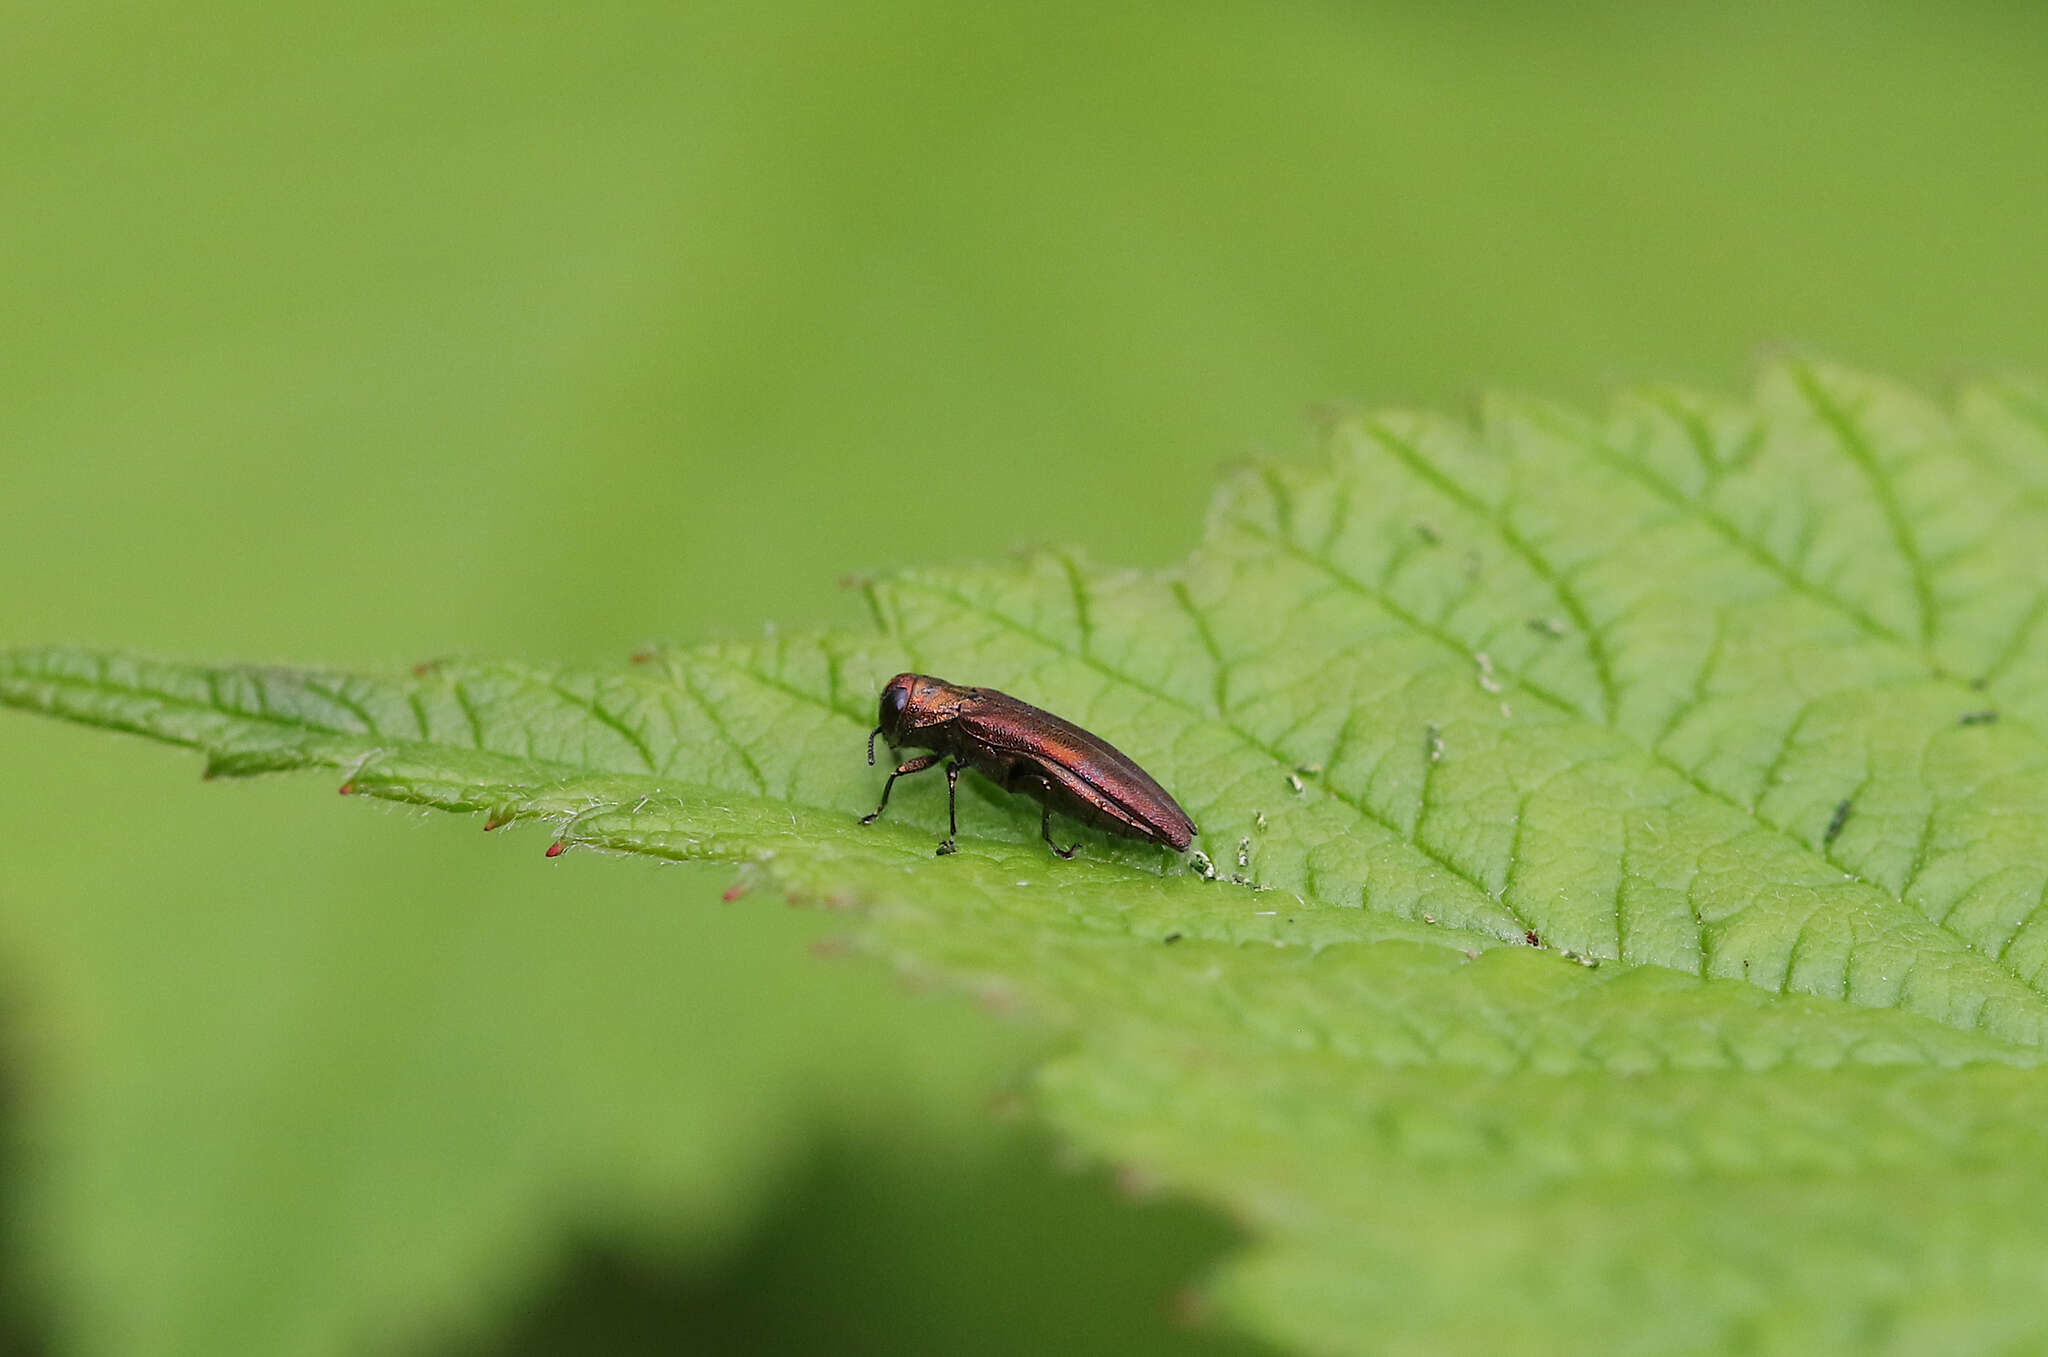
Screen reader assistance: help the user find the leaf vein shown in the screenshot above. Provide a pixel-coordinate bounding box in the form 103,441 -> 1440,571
1791,365 -> 1937,646
541,678 -> 657,773
1363,419 -> 1616,721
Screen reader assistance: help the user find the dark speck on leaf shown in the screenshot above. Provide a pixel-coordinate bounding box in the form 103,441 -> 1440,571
1824,798 -> 1852,846
1960,710 -> 2000,726
1969,675 -> 1990,691
1525,929 -> 1542,947
1164,932 -> 1183,944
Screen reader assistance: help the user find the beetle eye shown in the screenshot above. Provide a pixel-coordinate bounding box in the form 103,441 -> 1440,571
884,685 -> 910,720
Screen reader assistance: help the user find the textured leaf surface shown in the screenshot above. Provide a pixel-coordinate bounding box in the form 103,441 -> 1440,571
10,363 -> 2048,1353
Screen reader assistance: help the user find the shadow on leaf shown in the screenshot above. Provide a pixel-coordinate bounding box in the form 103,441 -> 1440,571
438,1131 -> 1274,1357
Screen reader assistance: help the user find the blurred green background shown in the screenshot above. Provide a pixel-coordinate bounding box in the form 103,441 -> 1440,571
5,1 -> 2048,1352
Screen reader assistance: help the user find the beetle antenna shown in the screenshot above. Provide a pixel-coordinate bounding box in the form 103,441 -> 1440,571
867,725 -> 882,765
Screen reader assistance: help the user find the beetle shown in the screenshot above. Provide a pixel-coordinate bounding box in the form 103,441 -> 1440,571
861,672 -> 1197,858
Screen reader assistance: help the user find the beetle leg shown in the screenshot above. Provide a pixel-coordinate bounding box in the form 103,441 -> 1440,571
935,761 -> 963,855
860,753 -> 943,826
1041,801 -> 1079,859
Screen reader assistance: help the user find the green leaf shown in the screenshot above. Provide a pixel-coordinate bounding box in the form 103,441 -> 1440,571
10,360 -> 2048,1353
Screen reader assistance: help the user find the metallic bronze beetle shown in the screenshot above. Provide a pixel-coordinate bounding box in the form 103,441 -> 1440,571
862,672 -> 1197,857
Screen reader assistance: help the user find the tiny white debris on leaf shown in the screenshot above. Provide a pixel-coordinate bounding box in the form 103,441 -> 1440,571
1475,651 -> 1504,694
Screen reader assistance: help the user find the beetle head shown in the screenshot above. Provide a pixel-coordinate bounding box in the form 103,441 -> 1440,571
869,672 -> 928,764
